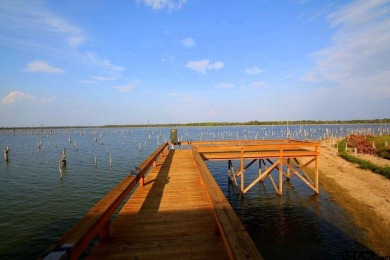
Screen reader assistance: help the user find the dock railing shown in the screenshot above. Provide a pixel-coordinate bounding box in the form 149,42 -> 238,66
40,142 -> 168,260
192,148 -> 264,260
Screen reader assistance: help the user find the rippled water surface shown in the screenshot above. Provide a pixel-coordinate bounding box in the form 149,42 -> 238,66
0,125 -> 387,258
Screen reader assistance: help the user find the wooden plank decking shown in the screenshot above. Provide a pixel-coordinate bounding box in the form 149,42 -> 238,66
87,149 -> 229,259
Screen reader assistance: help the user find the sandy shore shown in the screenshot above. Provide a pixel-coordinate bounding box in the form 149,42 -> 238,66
307,139 -> 390,255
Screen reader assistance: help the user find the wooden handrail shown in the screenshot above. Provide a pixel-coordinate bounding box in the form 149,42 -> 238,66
195,142 -> 319,153
40,142 -> 168,260
192,148 -> 264,260
191,139 -> 318,146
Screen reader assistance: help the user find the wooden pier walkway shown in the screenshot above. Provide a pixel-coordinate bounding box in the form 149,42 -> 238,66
88,149 -> 229,259
43,139 -> 319,259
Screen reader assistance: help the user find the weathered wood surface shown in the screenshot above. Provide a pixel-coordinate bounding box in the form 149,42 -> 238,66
193,149 -> 264,260
87,149 -> 230,259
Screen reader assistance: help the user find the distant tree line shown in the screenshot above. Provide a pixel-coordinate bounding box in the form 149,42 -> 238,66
2,118 -> 389,130
104,119 -> 389,128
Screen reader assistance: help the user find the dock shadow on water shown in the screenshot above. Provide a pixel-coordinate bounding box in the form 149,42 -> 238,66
207,161 -> 371,259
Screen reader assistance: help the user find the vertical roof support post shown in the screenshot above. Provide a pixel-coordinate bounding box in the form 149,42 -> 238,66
286,158 -> 291,179
279,146 -> 283,195
240,148 -> 244,195
315,145 -> 319,194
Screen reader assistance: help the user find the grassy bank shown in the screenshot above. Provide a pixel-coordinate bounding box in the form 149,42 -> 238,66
338,139 -> 390,179
367,135 -> 390,159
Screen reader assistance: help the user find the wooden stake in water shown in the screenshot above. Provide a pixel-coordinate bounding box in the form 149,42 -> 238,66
4,146 -> 9,162
109,152 -> 112,167
61,148 -> 67,166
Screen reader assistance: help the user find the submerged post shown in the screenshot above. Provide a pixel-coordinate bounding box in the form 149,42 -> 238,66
4,146 -> 9,162
61,148 -> 66,166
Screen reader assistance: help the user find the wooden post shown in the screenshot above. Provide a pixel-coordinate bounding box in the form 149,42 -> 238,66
278,147 -> 283,195
258,159 -> 262,183
4,146 -> 9,162
240,149 -> 244,194
279,159 -> 283,195
287,158 -> 291,179
228,160 -> 231,183
315,145 -> 319,193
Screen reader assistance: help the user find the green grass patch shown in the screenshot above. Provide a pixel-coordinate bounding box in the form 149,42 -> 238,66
367,135 -> 390,159
337,139 -> 390,179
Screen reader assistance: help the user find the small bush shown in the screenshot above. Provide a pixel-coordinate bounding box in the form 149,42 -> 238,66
367,135 -> 390,160
337,139 -> 390,179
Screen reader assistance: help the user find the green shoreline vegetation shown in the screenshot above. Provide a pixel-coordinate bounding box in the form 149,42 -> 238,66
337,136 -> 390,179
2,118 -> 389,130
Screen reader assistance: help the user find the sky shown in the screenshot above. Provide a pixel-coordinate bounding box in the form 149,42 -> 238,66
0,0 -> 389,127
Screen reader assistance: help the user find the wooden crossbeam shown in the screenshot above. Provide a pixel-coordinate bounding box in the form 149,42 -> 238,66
243,159 -> 280,194
283,159 -> 318,193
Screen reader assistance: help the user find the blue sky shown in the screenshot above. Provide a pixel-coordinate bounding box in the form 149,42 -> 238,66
0,0 -> 389,127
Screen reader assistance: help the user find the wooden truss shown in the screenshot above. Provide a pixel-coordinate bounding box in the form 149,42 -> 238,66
192,140 -> 319,195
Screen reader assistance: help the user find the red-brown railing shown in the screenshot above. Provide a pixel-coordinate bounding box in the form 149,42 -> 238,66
40,143 -> 168,260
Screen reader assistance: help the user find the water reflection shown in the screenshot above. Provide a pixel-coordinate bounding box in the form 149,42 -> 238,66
220,170 -> 369,259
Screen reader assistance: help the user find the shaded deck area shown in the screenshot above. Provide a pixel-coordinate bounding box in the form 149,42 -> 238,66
87,149 -> 229,259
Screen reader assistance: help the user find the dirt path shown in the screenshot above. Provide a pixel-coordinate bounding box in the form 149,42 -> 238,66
307,139 -> 390,256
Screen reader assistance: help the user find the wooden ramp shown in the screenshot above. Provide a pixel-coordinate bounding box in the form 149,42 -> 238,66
87,149 -> 229,259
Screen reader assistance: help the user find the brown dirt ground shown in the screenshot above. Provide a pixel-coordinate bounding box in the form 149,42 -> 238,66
304,139 -> 390,256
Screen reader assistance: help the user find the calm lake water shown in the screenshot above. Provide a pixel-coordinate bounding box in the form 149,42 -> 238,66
0,124 -> 388,259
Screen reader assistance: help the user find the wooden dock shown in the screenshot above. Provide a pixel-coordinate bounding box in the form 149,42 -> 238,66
42,139 -> 319,259
88,149 -> 229,259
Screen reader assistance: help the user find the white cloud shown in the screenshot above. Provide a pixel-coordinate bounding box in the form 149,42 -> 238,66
244,66 -> 264,75
303,0 -> 390,98
0,1 -> 85,48
91,76 -> 116,81
1,91 -> 55,105
81,76 -> 116,84
67,36 -> 85,47
25,60 -> 64,74
215,83 -> 235,89
211,62 -> 224,70
137,0 -> 187,11
250,81 -> 267,88
180,37 -> 195,48
186,59 -> 224,74
85,52 -> 125,72
80,80 -> 96,84
113,80 -> 140,93
2,91 -> 34,105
